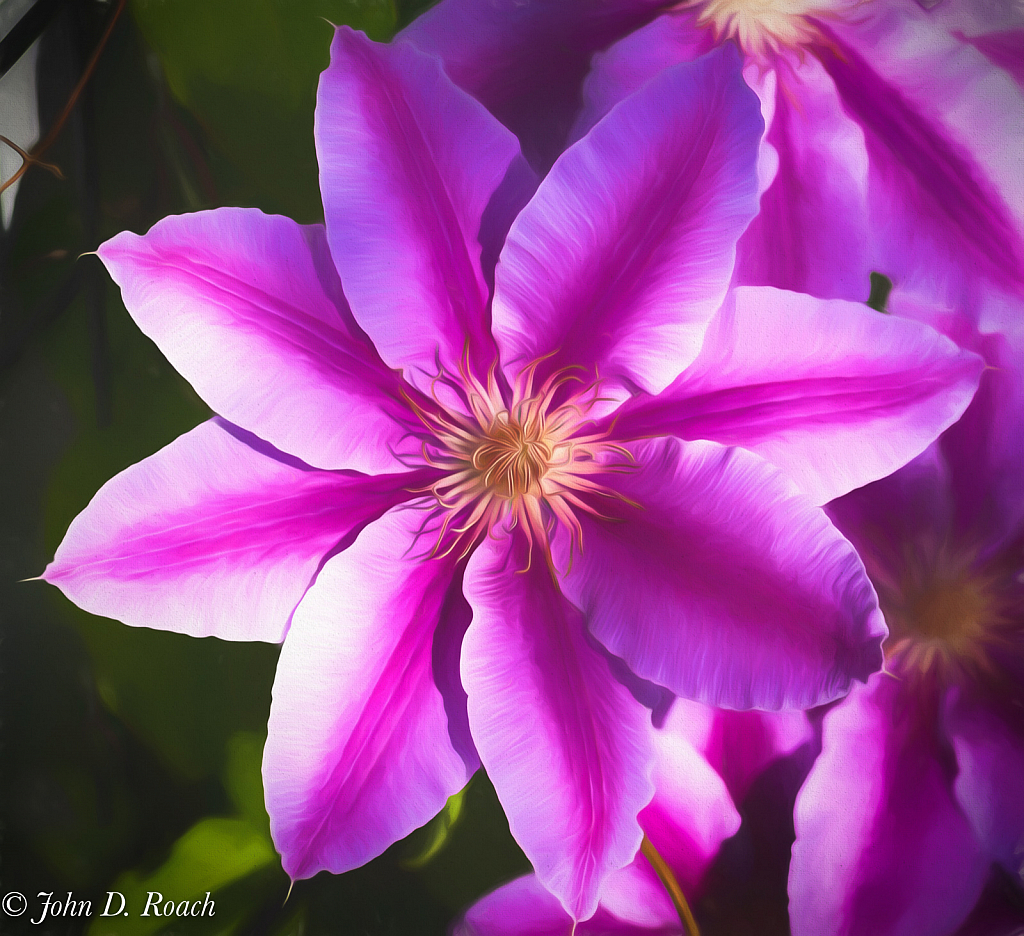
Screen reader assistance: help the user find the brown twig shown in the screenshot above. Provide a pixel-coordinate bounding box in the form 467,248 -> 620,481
0,134 -> 65,180
0,0 -> 126,196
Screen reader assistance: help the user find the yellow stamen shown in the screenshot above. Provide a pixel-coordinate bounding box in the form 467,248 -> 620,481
408,356 -> 638,569
677,0 -> 856,57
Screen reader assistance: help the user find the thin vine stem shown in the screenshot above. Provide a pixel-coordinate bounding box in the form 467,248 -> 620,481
641,834 -> 701,936
0,0 -> 126,196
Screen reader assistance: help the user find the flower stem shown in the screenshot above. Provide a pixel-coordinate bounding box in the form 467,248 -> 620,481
640,834 -> 700,936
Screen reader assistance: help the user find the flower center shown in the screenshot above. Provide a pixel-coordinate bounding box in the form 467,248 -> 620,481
906,579 -> 990,646
676,0 -> 851,56
879,549 -> 1017,683
403,359 -> 634,569
472,414 -> 552,501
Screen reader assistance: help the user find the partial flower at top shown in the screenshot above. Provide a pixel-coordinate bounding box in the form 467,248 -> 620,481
44,29 -> 982,923
676,0 -> 853,57
402,0 -> 1024,309
790,312 -> 1024,936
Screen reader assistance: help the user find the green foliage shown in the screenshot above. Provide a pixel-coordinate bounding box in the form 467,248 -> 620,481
130,0 -> 397,221
87,731 -> 277,936
88,819 -> 276,936
403,779 -> 470,869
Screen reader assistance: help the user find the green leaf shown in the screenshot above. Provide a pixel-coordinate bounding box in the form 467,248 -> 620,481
129,0 -> 398,221
402,781 -> 469,869
88,818 -> 277,936
223,732 -> 271,835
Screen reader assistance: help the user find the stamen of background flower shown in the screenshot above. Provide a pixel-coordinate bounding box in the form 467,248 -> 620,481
641,835 -> 701,936
674,0 -> 848,57
876,543 -> 1020,686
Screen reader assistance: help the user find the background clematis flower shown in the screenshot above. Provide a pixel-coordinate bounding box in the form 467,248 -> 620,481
455,703 -> 812,935
402,0 -> 1024,308
42,27 -> 983,922
789,319 -> 1024,936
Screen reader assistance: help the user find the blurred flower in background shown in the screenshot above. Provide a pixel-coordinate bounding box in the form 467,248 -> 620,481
791,310 -> 1024,936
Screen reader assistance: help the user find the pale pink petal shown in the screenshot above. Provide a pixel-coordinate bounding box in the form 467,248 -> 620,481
44,419 -> 427,641
316,28 -> 520,384
790,674 -> 990,936
609,287 -> 984,505
492,46 -> 762,395
556,437 -> 886,711
462,533 -> 655,921
264,506 -> 473,879
98,210 -> 415,473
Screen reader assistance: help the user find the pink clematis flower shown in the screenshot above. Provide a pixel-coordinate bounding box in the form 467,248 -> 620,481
790,313 -> 1024,936
44,29 -> 982,921
456,703 -> 812,935
402,0 -> 1024,308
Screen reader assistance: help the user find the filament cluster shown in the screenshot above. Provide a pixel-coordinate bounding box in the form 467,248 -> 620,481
677,0 -> 846,56
402,355 -> 636,572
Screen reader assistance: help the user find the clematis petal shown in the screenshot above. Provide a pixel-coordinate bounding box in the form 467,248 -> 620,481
569,12 -> 715,144
462,534 -> 654,921
454,873 -> 680,936
457,704 -> 743,936
399,0 -> 665,171
565,17 -> 872,301
597,860 -> 682,932
556,437 -> 886,711
825,445 -> 956,587
263,505 -> 473,880
608,287 -> 984,505
946,691 -> 1024,878
664,699 -> 812,809
315,28 -> 520,384
962,30 -> 1024,90
492,46 -> 762,396
938,330 -> 1024,556
98,210 -> 413,474
817,11 -> 1024,298
43,419 -> 429,642
636,712 -> 741,896
735,53 -> 874,301
790,675 -> 990,936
